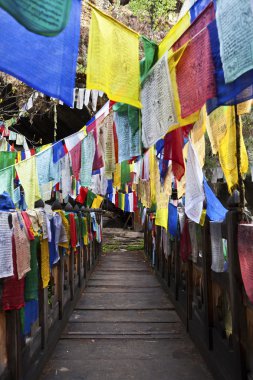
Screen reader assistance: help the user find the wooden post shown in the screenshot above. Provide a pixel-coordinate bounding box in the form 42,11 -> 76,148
69,250 -> 75,301
235,104 -> 245,210
175,236 -> 180,301
202,220 -> 213,349
40,287 -> 49,349
6,311 -> 22,380
227,210 -> 246,380
58,250 -> 64,320
186,260 -> 193,332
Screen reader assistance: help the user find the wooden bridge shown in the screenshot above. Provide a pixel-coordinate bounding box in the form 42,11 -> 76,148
39,229 -> 212,380
0,208 -> 253,380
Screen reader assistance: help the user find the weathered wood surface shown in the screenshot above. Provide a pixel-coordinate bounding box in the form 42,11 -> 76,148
40,243 -> 213,379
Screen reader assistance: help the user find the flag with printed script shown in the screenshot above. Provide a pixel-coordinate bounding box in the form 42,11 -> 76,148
87,4 -> 141,109
0,0 -> 81,106
0,0 -> 72,36
216,0 -> 253,84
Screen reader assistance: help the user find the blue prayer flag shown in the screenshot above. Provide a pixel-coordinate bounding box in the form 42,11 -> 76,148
190,0 -> 212,22
169,203 -> 178,237
53,141 -> 65,163
107,179 -> 113,195
204,178 -> 227,222
0,0 -> 81,106
207,20 -> 253,114
23,300 -> 38,335
125,194 -> 130,212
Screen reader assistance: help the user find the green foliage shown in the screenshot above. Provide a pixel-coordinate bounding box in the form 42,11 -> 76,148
204,133 -> 219,181
129,0 -> 178,30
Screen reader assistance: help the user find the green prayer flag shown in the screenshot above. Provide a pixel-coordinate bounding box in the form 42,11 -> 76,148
86,190 -> 96,208
140,36 -> 158,83
0,0 -> 72,36
0,166 -> 14,198
121,161 -> 131,186
0,152 -> 16,171
25,237 -> 39,301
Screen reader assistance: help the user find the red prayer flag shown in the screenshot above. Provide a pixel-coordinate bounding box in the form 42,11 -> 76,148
238,224 -> 253,304
173,3 -> 215,52
70,141 -> 81,180
2,236 -> 25,311
176,28 -> 216,118
92,127 -> 104,171
180,218 -> 192,262
164,128 -> 185,181
76,187 -> 88,204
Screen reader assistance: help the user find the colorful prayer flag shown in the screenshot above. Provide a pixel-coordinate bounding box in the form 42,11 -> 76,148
0,0 -> 81,106
0,0 -> 72,36
216,0 -> 253,84
87,4 -> 141,108
141,53 -> 177,148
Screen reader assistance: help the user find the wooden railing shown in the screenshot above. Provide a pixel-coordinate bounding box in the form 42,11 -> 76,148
0,209 -> 103,380
144,208 -> 253,380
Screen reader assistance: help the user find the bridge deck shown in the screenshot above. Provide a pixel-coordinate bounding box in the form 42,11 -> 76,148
40,234 -> 213,380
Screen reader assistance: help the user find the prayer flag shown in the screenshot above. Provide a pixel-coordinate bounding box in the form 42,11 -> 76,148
216,0 -> 253,84
164,128 -> 185,181
210,221 -> 225,272
155,208 -> 168,230
91,195 -> 104,209
0,0 -> 72,36
15,156 -> 41,210
173,2 -> 215,53
185,141 -> 204,224
218,108 -> 248,193
0,152 -> 16,171
0,0 -> 81,106
140,37 -> 158,83
141,53 -> 177,148
169,203 -> 178,237
159,12 -> 191,59
204,179 -> 227,222
207,20 -> 253,114
238,224 -> 253,304
0,167 -> 14,199
175,28 -> 216,119
87,4 -> 141,108
80,134 -> 96,188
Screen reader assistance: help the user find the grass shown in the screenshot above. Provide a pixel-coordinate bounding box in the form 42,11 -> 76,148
103,240 -> 144,253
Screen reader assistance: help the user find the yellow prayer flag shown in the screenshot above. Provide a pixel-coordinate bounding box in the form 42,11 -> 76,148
56,210 -> 70,249
155,208 -> 168,230
218,108 -> 248,193
237,100 -> 252,115
191,107 -> 207,168
40,143 -> 52,152
199,210 -> 206,227
91,195 -> 104,209
87,4 -> 141,108
206,106 -> 229,154
15,156 -> 41,210
158,12 -> 191,59
113,163 -> 121,189
149,147 -> 157,206
40,238 -> 50,289
120,193 -> 125,211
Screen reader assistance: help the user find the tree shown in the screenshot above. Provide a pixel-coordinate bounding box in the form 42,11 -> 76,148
129,0 -> 179,30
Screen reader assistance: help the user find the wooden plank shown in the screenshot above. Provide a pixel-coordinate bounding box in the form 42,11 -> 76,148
6,311 -> 22,380
69,309 -> 180,323
202,220 -> 214,349
226,210 -> 247,380
58,252 -> 64,320
76,291 -> 174,310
